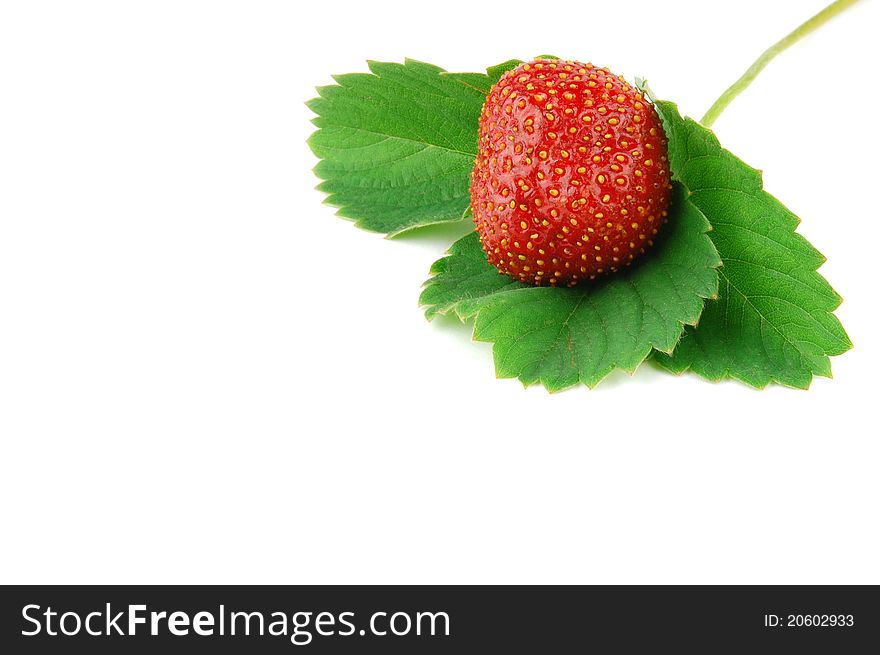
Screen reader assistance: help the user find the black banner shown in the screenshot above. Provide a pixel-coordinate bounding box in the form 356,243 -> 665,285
1,585 -> 876,652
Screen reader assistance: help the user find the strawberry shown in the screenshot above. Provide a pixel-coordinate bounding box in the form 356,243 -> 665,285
471,59 -> 672,286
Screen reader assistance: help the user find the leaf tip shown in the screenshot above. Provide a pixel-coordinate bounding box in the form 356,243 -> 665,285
304,97 -> 320,114
320,194 -> 342,211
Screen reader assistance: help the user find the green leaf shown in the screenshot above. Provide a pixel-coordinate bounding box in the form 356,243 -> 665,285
420,184 -> 721,391
307,59 -> 489,237
441,59 -> 522,95
651,101 -> 851,388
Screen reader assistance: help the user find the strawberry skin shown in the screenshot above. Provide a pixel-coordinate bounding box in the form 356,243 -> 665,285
471,59 -> 672,286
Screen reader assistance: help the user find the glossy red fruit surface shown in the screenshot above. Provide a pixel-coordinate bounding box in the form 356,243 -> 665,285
471,59 -> 672,286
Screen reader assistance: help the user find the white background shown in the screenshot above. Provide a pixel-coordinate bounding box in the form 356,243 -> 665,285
1,0 -> 878,584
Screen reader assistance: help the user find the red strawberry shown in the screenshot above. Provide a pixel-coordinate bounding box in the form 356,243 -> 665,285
471,59 -> 672,286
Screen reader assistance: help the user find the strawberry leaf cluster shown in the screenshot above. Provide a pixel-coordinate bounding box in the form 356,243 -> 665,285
307,59 -> 851,391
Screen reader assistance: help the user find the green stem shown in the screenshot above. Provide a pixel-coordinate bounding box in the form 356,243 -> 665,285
701,0 -> 862,127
